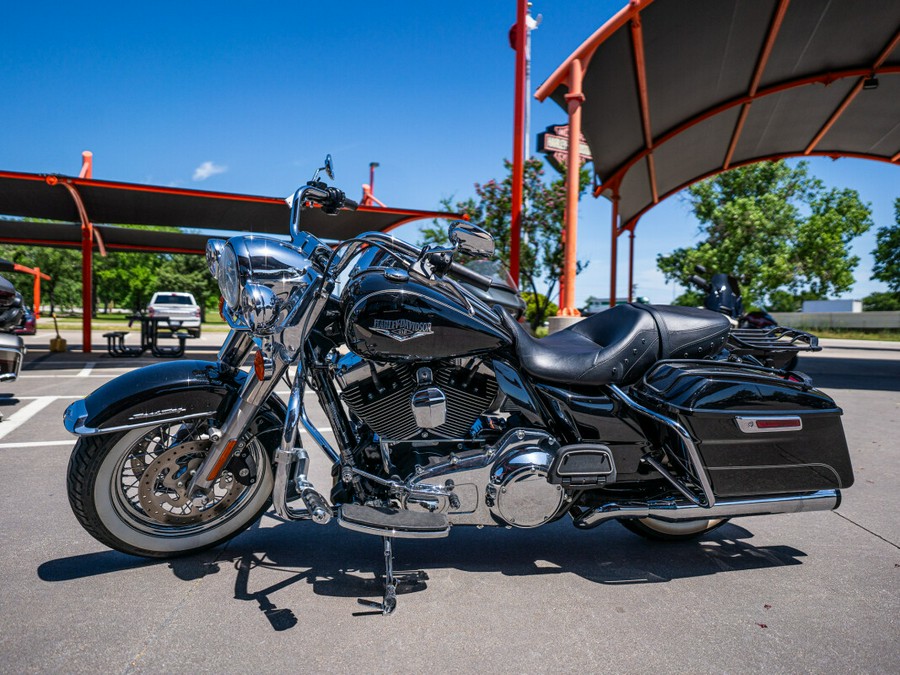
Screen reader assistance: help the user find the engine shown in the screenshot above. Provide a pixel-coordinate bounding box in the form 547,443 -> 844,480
335,353 -> 498,441
333,354 -> 612,529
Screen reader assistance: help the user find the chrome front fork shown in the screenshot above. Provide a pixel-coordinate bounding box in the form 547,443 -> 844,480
191,331 -> 333,521
187,330 -> 288,496
187,276 -> 337,511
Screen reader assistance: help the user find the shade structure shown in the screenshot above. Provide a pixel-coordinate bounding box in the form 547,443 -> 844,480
0,220 -> 213,254
535,0 -> 900,305
0,171 -> 456,250
0,168 -> 458,353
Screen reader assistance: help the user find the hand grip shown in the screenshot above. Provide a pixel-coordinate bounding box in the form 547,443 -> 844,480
689,275 -> 710,291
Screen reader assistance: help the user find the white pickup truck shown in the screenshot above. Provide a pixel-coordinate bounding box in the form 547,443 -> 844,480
146,292 -> 202,337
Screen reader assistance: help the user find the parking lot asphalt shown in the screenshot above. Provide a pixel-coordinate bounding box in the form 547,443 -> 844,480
1,330 -> 897,673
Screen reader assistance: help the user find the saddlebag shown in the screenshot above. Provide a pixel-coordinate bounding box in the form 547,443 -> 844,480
631,360 -> 854,498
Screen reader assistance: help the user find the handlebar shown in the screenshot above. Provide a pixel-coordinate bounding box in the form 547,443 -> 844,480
689,274 -> 711,292
289,183 -> 358,241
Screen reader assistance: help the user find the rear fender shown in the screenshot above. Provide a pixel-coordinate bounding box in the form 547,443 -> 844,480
63,360 -> 286,435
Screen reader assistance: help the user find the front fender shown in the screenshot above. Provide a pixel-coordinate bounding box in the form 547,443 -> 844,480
63,360 -> 285,435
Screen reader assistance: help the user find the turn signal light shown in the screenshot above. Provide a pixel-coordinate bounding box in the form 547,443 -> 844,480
254,350 -> 274,381
254,350 -> 265,381
206,439 -> 237,481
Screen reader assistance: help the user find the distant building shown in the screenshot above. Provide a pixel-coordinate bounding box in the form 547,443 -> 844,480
801,299 -> 862,313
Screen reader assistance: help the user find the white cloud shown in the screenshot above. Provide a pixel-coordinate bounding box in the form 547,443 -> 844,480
192,161 -> 227,181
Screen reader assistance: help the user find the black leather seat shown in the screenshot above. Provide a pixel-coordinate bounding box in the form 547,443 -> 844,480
497,303 -> 730,387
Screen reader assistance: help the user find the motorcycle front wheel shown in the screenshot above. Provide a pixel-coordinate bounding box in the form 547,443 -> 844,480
618,517 -> 728,541
67,414 -> 278,558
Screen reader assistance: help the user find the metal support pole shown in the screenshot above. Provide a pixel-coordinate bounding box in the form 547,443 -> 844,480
509,0 -> 527,286
628,228 -> 635,303
609,192 -> 620,308
560,58 -> 584,315
558,214 -> 566,308
11,263 -> 49,319
79,151 -> 93,353
368,162 -> 379,195
34,270 -> 41,318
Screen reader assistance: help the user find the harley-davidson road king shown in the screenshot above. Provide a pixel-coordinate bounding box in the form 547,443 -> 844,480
64,157 -> 854,614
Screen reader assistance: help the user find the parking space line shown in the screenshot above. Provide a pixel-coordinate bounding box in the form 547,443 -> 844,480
0,440 -> 73,449
21,373 -> 139,379
13,395 -> 81,400
0,396 -> 59,440
77,362 -> 96,377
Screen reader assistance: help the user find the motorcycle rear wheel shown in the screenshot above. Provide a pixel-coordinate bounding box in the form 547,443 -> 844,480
618,517 -> 728,541
67,415 -> 278,558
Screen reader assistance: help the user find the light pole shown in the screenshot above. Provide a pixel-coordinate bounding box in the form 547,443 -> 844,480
510,2 -> 540,287
369,162 -> 380,195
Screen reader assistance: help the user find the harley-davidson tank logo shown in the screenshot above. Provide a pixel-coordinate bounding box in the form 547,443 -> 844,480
370,318 -> 433,342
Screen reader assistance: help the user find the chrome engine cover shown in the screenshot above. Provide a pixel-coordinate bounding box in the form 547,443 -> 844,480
407,428 -> 566,528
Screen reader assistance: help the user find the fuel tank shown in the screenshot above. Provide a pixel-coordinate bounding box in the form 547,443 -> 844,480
342,267 -> 511,361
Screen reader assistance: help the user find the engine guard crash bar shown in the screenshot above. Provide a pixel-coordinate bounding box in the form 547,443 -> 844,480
571,489 -> 840,529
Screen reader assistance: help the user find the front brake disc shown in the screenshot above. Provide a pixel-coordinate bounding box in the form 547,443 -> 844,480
137,441 -> 242,525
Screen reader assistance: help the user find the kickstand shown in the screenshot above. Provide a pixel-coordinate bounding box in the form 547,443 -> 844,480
357,537 -> 428,616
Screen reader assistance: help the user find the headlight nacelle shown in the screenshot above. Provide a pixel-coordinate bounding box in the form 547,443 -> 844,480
209,235 -> 319,334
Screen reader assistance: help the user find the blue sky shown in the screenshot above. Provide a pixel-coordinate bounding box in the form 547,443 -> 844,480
1,1 -> 896,304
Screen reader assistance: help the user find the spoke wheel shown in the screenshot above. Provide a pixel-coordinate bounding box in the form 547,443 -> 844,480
618,517 -> 728,541
68,414 -> 279,558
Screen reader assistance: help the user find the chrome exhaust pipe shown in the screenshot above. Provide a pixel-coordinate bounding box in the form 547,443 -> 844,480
572,489 -> 840,529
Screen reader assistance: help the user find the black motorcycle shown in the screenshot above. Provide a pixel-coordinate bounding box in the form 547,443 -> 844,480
689,267 -> 815,370
64,158 -> 853,614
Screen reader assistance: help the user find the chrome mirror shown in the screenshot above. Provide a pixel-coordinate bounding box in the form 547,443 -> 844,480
311,154 -> 335,183
449,221 -> 494,259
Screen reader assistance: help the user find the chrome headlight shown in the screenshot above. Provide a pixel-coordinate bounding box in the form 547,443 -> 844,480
216,235 -> 320,334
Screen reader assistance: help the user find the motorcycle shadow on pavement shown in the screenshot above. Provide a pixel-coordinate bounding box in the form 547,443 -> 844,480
38,513 -> 806,628
0,393 -> 21,407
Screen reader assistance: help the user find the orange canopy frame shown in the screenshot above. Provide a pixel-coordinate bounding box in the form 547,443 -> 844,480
534,0 -> 900,312
0,153 -> 458,352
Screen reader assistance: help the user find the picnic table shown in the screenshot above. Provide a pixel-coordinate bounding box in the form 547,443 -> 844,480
102,314 -> 195,358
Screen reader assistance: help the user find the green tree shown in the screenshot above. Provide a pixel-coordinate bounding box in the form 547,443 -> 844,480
95,250 -> 162,314
871,197 -> 900,292
0,244 -> 82,313
522,292 -> 557,325
767,290 -> 802,312
657,161 -> 873,307
0,223 -> 213,318
671,290 -> 705,308
422,158 -> 590,330
862,291 -> 900,311
156,254 -> 219,322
